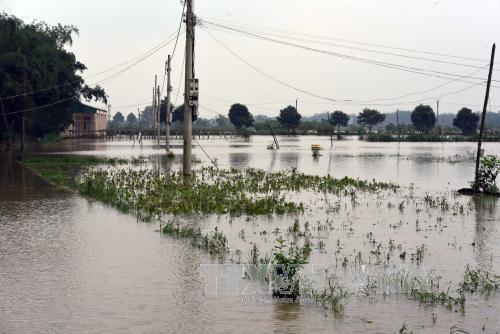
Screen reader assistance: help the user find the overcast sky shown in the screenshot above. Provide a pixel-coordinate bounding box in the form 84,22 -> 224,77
2,0 -> 500,118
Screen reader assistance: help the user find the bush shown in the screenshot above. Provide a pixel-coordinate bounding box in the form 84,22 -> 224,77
366,133 -> 395,142
471,155 -> 500,193
241,127 -> 256,138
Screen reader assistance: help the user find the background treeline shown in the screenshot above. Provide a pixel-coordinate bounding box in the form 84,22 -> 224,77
111,102 -> 500,139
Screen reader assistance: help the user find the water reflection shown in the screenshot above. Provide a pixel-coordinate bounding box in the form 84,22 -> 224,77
269,150 -> 278,171
472,196 -> 499,272
229,152 -> 250,169
279,151 -> 299,170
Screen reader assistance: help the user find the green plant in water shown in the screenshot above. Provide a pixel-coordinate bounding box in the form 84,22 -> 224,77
271,237 -> 307,300
460,265 -> 499,295
311,273 -> 347,316
471,155 -> 500,193
162,220 -> 228,255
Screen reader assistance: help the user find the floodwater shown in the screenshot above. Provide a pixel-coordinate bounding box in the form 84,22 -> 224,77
1,136 -> 500,333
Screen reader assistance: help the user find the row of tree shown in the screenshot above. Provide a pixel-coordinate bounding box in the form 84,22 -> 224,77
111,102 -> 484,136
348,105 -> 481,135
226,103 -> 483,135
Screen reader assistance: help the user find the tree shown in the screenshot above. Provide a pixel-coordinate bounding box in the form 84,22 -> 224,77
172,105 -> 183,123
170,104 -> 196,124
411,104 -> 436,133
0,13 -> 107,140
357,108 -> 385,132
228,103 -> 254,130
453,107 -> 479,135
277,105 -> 301,133
111,112 -> 125,128
215,115 -> 232,129
126,112 -> 137,127
141,106 -> 154,128
328,111 -> 349,131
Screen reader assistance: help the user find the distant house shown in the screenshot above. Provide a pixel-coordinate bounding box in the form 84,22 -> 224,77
62,102 -> 107,138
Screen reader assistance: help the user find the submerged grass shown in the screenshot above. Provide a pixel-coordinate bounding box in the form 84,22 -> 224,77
78,168 -> 305,217
162,220 -> 228,255
77,166 -> 398,217
24,155 -> 143,189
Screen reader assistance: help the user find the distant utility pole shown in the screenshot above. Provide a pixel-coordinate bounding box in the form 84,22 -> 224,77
156,84 -> 161,144
152,85 -> 156,133
165,55 -> 172,152
396,109 -> 401,142
295,98 -> 298,112
183,0 -> 197,178
154,75 -> 160,144
138,107 -> 142,143
436,100 -> 441,141
474,43 -> 496,193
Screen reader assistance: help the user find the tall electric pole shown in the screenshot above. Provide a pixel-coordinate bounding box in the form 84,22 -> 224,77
152,85 -> 156,133
154,75 -> 160,144
474,43 -> 495,193
165,55 -> 172,152
156,84 -> 161,144
138,107 -> 142,143
396,109 -> 401,142
183,0 -> 196,177
436,100 -> 440,140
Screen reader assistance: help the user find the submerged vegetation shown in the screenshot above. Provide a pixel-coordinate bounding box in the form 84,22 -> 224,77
76,166 -> 398,217
24,155 -> 139,188
78,168 -> 304,216
162,220 -> 228,256
471,155 -> 500,193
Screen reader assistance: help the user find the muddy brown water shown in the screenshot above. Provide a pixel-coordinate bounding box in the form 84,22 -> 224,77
1,136 -> 500,333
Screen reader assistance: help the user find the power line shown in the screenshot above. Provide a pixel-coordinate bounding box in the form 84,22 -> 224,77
0,31 -> 179,101
203,21 -> 499,86
359,65 -> 489,103
3,33 -> 182,117
204,17 -> 499,65
173,51 -> 185,106
94,34 -> 179,86
1,97 -> 76,116
206,22 -> 493,72
203,28 -> 352,103
160,2 -> 186,96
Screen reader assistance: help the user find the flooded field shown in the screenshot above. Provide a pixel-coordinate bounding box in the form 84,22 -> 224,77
1,136 -> 500,333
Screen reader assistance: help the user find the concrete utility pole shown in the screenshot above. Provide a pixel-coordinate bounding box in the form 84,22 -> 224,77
152,85 -> 156,133
154,75 -> 160,144
436,100 -> 440,141
165,55 -> 172,152
156,84 -> 161,144
138,107 -> 142,143
474,43 -> 496,193
396,109 -> 401,143
183,0 -> 196,177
